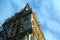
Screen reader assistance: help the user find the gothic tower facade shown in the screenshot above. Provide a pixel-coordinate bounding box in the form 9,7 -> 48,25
2,4 -> 45,40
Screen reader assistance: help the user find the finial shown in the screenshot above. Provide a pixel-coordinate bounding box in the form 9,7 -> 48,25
24,3 -> 30,10
22,0 -> 32,11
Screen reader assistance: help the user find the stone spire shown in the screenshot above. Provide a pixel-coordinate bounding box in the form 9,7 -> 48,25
24,3 -> 31,11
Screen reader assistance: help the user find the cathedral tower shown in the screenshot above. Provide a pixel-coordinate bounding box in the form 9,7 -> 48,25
2,3 -> 45,40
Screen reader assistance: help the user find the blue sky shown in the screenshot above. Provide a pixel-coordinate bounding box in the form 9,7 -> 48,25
0,0 -> 60,40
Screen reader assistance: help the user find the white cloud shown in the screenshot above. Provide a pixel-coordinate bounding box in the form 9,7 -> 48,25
46,19 -> 60,33
52,0 -> 60,19
44,30 -> 57,40
53,0 -> 60,11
